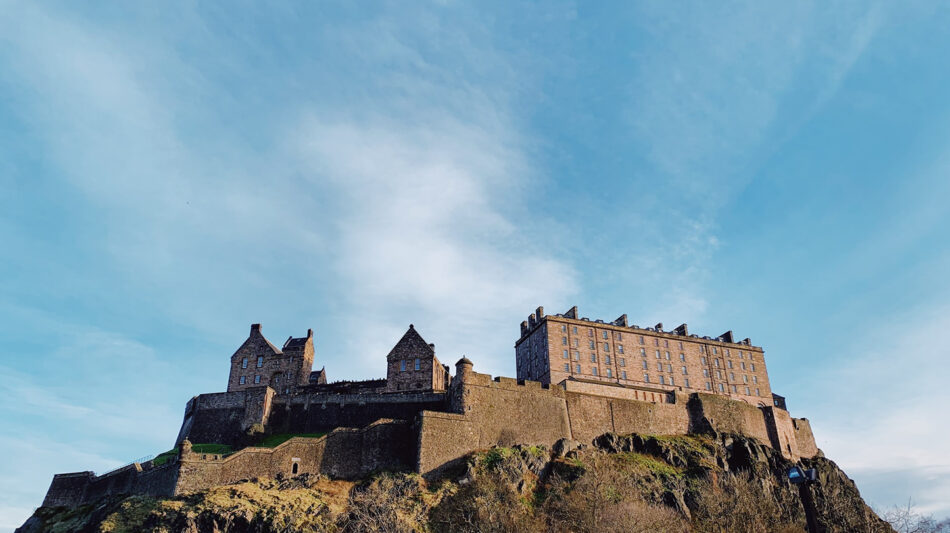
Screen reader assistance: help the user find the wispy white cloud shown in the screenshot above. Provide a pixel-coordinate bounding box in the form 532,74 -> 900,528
294,117 -> 576,375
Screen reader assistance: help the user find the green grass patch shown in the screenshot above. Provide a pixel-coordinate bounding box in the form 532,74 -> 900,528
191,443 -> 234,455
479,447 -> 515,469
152,449 -> 178,466
256,433 -> 327,448
616,452 -> 683,478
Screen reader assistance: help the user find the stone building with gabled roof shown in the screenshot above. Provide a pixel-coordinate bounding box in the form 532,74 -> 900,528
227,324 -> 314,396
385,324 -> 450,392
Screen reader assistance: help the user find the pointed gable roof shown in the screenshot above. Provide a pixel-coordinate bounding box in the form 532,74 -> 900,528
387,324 -> 435,361
231,323 -> 282,359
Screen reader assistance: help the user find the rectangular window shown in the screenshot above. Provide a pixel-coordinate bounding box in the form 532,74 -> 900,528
415,358 -> 421,371
592,367 -> 598,376
730,372 -> 736,381
664,340 -> 669,347
680,353 -> 685,361
561,324 -> 567,332
618,345 -> 624,354
604,342 -> 610,351
622,371 -> 627,379
716,370 -> 723,379
644,374 -> 650,383
743,375 -> 748,383
700,345 -> 705,353
665,351 -> 671,360
588,328 -> 593,336
563,349 -> 569,358
659,375 -> 666,385
718,383 -> 725,392
741,362 -> 746,370
591,353 -> 597,362
756,388 -> 761,396
753,376 -> 758,384
679,341 -> 684,349
745,386 -> 751,394
728,360 -> 733,369
241,358 -> 248,369
602,331 -> 608,339
562,337 -> 567,345
573,351 -> 580,360
573,326 -> 578,334
681,366 -> 688,375
670,377 -> 674,386
605,355 -> 611,364
254,375 -> 261,384
642,360 -> 648,369
685,378 -> 690,387
619,358 -> 626,367
701,356 -> 707,365
576,364 -> 581,373
573,338 -> 579,347
738,351 -> 744,358
706,382 -> 712,390
751,363 -> 756,371
239,376 -> 246,384
400,360 -> 407,372
617,332 -> 622,340
654,338 -> 659,346
715,359 -> 720,368
703,369 -> 709,377
589,340 -> 595,349
639,336 -> 645,344
640,348 -> 647,356
257,356 -> 264,368
606,368 -> 612,378
726,349 -> 731,356
655,350 -> 661,358
564,363 -> 570,372
657,362 -> 662,371
666,363 -> 672,372
732,385 -> 738,392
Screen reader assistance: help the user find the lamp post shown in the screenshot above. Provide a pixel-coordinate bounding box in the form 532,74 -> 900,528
788,466 -> 823,533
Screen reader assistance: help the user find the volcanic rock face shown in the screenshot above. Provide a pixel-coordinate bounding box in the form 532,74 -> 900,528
18,433 -> 892,533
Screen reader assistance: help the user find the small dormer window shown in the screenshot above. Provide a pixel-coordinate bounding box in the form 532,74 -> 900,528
257,356 -> 264,368
241,358 -> 248,369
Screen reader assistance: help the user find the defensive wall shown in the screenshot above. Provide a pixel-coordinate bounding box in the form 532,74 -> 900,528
416,361 -> 817,476
43,364 -> 819,507
44,419 -> 412,507
177,386 -> 444,446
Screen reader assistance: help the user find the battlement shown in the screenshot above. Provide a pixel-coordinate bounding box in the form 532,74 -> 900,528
518,305 -> 759,349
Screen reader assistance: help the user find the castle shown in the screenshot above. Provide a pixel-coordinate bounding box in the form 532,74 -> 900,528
40,306 -> 818,507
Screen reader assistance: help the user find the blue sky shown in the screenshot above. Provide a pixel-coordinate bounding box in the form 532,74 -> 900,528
2,1 -> 950,529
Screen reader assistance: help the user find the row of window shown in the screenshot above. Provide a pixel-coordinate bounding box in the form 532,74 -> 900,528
560,348 -> 758,376
241,356 -> 265,369
557,325 -> 758,361
240,355 -> 298,369
238,375 -> 262,385
558,364 -> 764,396
399,359 -> 422,372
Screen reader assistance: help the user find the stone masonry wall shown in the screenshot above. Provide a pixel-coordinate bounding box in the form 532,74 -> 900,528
175,420 -> 413,493
792,417 -> 819,458
43,461 -> 179,507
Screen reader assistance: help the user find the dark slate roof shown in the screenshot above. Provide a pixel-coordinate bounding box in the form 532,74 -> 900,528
309,367 -> 327,384
387,324 -> 435,360
284,337 -> 309,349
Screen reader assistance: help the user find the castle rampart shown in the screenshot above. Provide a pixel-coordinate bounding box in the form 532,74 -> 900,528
41,311 -> 821,508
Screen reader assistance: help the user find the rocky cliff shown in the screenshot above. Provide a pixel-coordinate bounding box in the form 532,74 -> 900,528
17,432 -> 891,533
